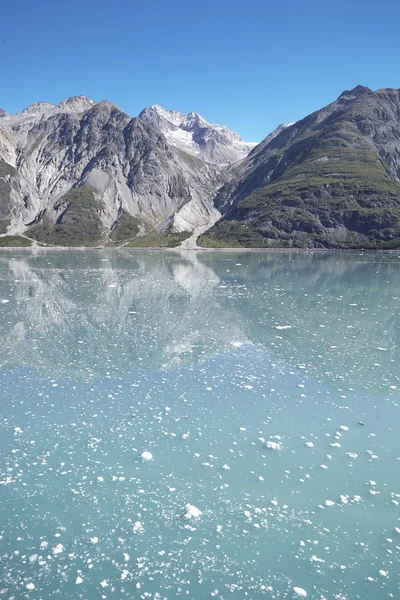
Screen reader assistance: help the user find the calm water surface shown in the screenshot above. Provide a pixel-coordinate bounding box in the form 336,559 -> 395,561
0,249 -> 399,599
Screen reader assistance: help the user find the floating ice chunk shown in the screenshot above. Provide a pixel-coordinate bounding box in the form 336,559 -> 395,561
53,543 -> 64,555
310,555 -> 325,563
181,433 -> 190,439
325,500 -> 335,507
239,427 -> 247,432
368,480 -> 376,486
320,464 -> 328,469
293,587 -> 307,597
100,579 -> 108,588
330,442 -> 341,448
97,476 -> 104,482
305,442 -> 314,448
216,525 -> 223,532
339,425 -> 349,431
40,541 -> 48,548
184,503 -> 202,519
379,570 -> 388,577
0,299 -> 10,304
222,464 -> 230,470
29,554 -> 38,563
258,476 -> 264,481
76,576 -> 83,584
133,521 -> 143,532
370,490 -> 380,495
90,537 -> 99,544
347,452 -> 358,459
141,451 -> 153,461
123,553 -> 130,561
266,441 -> 281,450
26,583 -> 35,590
275,325 -> 292,330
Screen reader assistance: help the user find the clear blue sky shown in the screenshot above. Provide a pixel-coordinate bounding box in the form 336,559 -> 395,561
1,0 -> 399,141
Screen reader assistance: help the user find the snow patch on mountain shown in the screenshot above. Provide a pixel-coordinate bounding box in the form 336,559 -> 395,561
139,104 -> 257,166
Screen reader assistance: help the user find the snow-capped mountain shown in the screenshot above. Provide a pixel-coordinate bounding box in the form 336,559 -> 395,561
139,104 -> 257,166
0,97 -> 234,244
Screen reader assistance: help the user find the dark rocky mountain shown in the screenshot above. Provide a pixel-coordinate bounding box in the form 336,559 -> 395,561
200,86 -> 400,249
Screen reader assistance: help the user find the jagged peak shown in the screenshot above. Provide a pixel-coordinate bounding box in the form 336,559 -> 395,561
338,85 -> 372,100
20,102 -> 56,116
56,96 -> 96,112
0,108 -> 8,117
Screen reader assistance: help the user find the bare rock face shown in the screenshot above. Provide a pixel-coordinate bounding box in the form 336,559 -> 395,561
0,97 -> 238,245
201,87 -> 400,249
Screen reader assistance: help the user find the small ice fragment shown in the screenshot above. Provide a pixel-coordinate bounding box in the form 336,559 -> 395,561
325,500 -> 335,507
40,541 -> 48,548
339,425 -> 349,431
133,521 -> 143,532
90,537 -> 99,544
231,341 -> 243,348
293,587 -> 307,597
100,579 -> 109,588
76,576 -> 83,584
53,544 -> 64,555
275,325 -> 292,330
379,570 -> 388,577
26,583 -> 35,590
222,464 -> 230,470
141,451 -> 153,461
181,433 -> 189,439
347,452 -> 358,459
0,299 -> 10,304
29,554 -> 38,563
97,476 -> 104,482
216,525 -> 223,533
266,441 -> 281,450
258,476 -> 264,481
184,503 -> 202,519
123,553 -> 130,561
320,464 -> 328,469
239,427 -> 247,432
305,442 -> 314,448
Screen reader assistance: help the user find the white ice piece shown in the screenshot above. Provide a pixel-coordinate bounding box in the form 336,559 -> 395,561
184,503 -> 202,519
293,587 -> 307,597
266,441 -> 281,450
141,451 -> 153,461
325,500 -> 335,507
53,543 -> 64,555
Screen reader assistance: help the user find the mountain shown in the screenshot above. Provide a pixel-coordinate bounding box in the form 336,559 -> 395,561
139,104 -> 257,166
0,97 -> 240,246
200,86 -> 400,249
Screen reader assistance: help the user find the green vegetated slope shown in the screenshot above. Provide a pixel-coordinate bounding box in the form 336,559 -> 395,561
26,186 -> 105,246
200,87 -> 400,249
0,235 -> 32,247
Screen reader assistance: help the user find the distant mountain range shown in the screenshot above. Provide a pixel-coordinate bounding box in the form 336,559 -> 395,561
1,86 -> 400,248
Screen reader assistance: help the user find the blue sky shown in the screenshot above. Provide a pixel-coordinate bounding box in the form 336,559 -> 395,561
1,0 -> 399,140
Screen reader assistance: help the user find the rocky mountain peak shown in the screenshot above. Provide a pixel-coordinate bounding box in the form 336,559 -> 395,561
56,96 -> 97,113
20,102 -> 56,116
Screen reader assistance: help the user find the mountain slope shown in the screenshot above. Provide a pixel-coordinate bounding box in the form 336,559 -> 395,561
200,86 -> 400,249
139,104 -> 257,166
0,97 -> 232,245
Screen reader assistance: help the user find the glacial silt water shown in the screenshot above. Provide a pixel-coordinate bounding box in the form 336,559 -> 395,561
0,249 -> 399,599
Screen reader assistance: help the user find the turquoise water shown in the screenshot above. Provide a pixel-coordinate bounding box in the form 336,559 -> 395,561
0,249 -> 399,599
